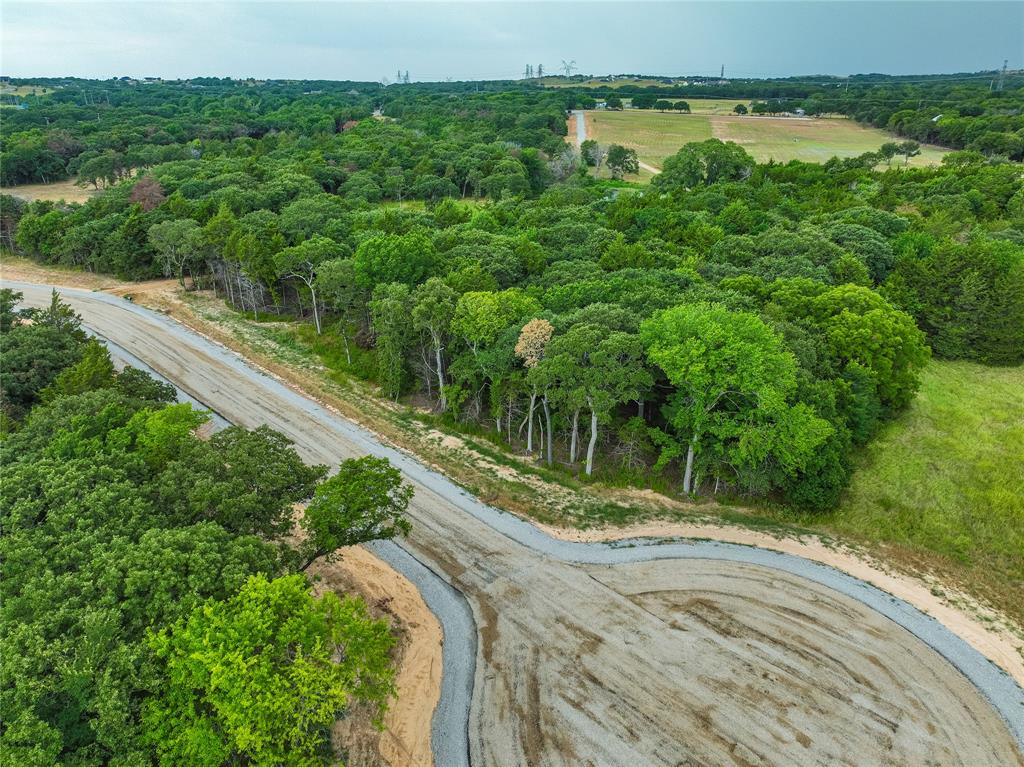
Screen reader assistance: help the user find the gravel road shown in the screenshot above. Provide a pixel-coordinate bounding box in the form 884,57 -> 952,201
11,281 -> 1023,767
572,109 -> 586,146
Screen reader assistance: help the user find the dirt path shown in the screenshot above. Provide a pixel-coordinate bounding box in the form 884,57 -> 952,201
9,278 -> 1022,766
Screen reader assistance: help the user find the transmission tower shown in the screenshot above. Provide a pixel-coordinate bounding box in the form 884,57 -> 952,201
537,64 -> 544,77
404,70 -> 410,84
561,59 -> 577,77
997,59 -> 1008,91
720,64 -> 725,79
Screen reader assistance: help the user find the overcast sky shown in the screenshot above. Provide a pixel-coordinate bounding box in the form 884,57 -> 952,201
3,1 -> 1021,82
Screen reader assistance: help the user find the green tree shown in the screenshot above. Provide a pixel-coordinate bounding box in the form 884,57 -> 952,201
39,338 -> 114,402
353,231 -> 438,289
299,456 -> 413,571
533,324 -> 651,475
412,277 -> 457,412
641,303 -> 830,495
898,140 -> 921,165
275,235 -> 346,334
652,139 -> 754,191
148,218 -> 203,287
606,144 -> 639,179
370,283 -> 415,399
316,257 -> 362,364
144,574 -> 396,767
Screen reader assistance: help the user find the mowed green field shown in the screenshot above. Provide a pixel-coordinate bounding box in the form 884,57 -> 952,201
823,360 -> 1024,616
583,109 -> 947,169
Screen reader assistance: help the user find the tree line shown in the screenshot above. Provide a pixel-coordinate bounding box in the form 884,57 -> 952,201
5,79 -> 1023,513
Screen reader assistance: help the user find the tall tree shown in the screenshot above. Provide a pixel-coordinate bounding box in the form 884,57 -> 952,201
299,456 -> 413,571
412,277 -> 457,412
144,574 -> 396,767
642,303 -> 830,494
514,318 -> 555,461
606,145 -> 639,179
274,235 -> 346,334
370,282 -> 415,399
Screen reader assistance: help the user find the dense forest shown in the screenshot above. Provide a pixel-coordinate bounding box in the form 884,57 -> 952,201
2,77 -> 1023,515
0,289 -> 415,765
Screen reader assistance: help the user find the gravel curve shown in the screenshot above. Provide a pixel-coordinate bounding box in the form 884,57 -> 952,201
11,282 -> 1023,762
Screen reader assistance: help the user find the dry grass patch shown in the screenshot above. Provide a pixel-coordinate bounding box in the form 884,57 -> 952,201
1,178 -> 99,203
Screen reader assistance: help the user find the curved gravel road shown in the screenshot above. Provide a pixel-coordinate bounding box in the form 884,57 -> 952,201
11,281 -> 1023,766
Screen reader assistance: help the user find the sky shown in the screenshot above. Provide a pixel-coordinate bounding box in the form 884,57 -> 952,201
2,1 -> 1021,82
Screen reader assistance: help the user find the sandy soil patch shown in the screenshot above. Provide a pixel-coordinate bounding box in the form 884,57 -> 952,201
312,547 -> 441,767
2,256 -> 126,291
1,178 -> 99,204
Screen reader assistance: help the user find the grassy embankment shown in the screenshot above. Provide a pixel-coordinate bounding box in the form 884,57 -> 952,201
820,360 -> 1024,615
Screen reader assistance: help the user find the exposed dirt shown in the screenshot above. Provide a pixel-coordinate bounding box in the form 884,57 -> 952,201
8,259 -> 1021,682
312,547 -> 441,767
2,257 -> 125,290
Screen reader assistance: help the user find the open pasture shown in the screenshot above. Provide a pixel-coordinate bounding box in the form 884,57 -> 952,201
582,109 -> 948,169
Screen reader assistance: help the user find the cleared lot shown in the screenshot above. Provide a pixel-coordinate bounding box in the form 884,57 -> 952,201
582,110 -> 947,170
10,281 -> 1022,767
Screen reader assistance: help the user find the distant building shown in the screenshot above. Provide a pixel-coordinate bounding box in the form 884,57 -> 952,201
793,107 -> 806,117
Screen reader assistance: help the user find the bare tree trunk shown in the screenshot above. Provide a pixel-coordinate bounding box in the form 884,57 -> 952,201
569,408 -> 580,464
683,439 -> 695,494
542,395 -> 553,466
234,267 -> 244,312
309,283 -> 322,334
637,399 -> 644,419
526,392 -> 537,453
434,343 -> 446,412
341,331 -> 352,365
585,403 -> 598,477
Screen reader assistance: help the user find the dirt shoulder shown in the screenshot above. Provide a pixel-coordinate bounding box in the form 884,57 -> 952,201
5,258 -> 1021,686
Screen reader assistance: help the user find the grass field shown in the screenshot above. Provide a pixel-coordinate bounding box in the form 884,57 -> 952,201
0,84 -> 52,97
821,360 -> 1024,619
582,109 -> 947,169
